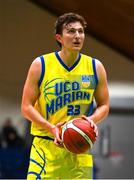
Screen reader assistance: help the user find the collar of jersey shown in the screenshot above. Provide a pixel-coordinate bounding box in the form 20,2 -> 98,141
55,51 -> 81,72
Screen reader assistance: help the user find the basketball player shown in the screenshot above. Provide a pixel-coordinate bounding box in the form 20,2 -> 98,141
21,12 -> 109,179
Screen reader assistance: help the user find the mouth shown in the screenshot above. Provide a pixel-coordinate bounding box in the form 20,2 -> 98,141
73,42 -> 81,46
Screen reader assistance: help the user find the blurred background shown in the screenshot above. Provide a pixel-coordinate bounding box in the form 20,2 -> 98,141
0,0 -> 134,179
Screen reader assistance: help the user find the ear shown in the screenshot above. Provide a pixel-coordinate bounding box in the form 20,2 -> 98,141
55,34 -> 62,44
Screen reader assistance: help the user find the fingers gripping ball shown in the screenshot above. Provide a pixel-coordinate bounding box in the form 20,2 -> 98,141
62,118 -> 97,154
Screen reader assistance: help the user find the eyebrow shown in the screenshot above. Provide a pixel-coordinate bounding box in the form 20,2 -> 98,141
66,27 -> 84,31
64,23 -> 83,29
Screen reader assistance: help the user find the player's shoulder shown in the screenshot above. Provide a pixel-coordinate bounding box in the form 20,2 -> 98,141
81,54 -> 102,64
42,52 -> 55,60
81,53 -> 92,60
32,52 -> 55,65
28,57 -> 41,76
92,58 -> 107,79
93,58 -> 105,71
82,54 -> 106,72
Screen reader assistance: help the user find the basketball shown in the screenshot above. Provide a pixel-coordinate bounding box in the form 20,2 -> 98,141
62,118 -> 97,154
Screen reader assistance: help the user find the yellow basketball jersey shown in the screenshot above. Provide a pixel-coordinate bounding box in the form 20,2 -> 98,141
31,52 -> 98,137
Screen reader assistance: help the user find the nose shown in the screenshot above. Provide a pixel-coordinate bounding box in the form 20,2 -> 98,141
75,30 -> 80,37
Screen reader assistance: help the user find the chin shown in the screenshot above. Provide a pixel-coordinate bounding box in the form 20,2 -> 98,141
73,46 -> 82,51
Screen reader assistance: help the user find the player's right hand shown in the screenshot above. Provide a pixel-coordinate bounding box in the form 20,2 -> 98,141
51,122 -> 66,148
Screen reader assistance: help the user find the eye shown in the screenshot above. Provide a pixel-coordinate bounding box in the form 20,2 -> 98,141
67,28 -> 84,34
78,29 -> 84,34
68,29 -> 76,34
79,29 -> 84,34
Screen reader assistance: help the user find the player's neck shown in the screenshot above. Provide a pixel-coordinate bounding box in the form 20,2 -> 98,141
59,50 -> 80,67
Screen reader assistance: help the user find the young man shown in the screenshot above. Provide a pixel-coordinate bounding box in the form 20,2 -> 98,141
21,12 -> 109,179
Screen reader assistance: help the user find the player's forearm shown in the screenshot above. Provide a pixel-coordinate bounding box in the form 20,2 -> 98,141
21,105 -> 54,134
89,104 -> 109,124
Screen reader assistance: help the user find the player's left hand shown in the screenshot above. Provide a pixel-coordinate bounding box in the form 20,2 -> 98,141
81,115 -> 98,139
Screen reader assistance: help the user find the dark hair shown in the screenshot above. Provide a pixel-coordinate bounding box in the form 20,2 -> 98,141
55,12 -> 87,47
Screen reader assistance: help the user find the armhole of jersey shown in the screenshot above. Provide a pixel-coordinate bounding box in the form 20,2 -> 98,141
92,58 -> 98,86
38,56 -> 45,87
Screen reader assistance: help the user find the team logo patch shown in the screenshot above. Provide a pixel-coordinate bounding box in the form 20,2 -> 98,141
81,75 -> 90,88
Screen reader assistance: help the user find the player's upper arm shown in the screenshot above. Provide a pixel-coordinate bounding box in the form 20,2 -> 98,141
94,59 -> 109,107
21,57 -> 41,108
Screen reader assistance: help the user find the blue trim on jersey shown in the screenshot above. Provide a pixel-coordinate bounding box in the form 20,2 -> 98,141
92,58 -> 98,85
55,51 -> 81,72
29,144 -> 46,177
30,158 -> 44,170
33,144 -> 45,161
27,171 -> 41,179
88,101 -> 94,116
38,56 -> 45,87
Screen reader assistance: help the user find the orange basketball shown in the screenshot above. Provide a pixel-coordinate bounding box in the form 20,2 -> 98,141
62,118 -> 97,154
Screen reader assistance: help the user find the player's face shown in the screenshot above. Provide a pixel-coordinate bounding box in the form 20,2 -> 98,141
57,22 -> 85,52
